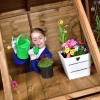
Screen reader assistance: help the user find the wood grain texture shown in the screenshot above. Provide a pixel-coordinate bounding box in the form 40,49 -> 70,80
0,29 -> 13,100
0,66 -> 100,100
26,72 -> 45,100
0,14 -> 30,75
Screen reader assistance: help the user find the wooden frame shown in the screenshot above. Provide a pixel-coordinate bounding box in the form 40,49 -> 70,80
0,29 -> 13,100
0,0 -> 100,100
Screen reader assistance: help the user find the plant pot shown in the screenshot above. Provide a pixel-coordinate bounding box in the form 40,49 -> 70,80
58,51 -> 91,80
40,66 -> 53,78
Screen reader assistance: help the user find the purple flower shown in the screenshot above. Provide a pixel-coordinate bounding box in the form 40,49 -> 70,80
94,1 -> 97,5
91,7 -> 95,12
98,1 -> 100,5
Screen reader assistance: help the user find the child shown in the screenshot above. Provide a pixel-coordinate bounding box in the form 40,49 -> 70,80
13,28 -> 52,72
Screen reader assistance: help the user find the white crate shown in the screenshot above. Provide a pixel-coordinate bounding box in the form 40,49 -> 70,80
58,51 -> 91,79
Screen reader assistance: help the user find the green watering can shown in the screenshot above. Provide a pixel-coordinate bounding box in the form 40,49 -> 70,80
16,34 -> 30,59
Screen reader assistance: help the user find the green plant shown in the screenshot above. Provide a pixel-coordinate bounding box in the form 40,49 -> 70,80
58,19 -> 70,44
38,57 -> 53,68
91,0 -> 100,42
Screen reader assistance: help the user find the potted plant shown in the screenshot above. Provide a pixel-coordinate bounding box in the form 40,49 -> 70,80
58,19 -> 91,79
38,57 -> 54,78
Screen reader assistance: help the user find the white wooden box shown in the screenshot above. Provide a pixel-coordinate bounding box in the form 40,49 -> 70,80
58,51 -> 91,79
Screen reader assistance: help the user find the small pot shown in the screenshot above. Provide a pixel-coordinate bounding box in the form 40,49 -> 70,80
40,66 -> 53,78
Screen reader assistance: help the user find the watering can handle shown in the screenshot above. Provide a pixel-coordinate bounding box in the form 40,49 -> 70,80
16,34 -> 29,45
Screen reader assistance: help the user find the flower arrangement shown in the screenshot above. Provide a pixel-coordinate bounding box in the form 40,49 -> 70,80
91,0 -> 100,42
58,19 -> 91,79
58,19 -> 88,58
62,39 -> 88,58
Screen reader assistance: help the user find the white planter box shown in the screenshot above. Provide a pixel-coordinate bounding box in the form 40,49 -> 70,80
58,51 -> 91,79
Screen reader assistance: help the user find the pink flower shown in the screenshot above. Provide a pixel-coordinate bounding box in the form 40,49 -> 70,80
66,53 -> 70,58
66,39 -> 77,47
62,39 -> 77,48
62,42 -> 68,48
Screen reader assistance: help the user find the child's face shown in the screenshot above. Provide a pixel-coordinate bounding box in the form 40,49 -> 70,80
31,32 -> 46,49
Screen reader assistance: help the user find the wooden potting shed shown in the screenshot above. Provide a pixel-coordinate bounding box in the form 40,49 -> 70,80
0,0 -> 100,100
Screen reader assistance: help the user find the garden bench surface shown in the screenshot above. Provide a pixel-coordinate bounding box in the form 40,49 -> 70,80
0,65 -> 100,100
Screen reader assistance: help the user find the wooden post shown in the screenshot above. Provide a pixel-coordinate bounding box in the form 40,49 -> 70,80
74,0 -> 100,73
0,29 -> 13,100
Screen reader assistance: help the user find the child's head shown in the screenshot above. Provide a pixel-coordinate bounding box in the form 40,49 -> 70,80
31,28 -> 46,49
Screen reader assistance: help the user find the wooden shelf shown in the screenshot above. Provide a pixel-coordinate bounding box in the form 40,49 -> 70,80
0,65 -> 100,100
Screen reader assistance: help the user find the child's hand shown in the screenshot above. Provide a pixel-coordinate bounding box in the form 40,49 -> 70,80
28,49 -> 37,60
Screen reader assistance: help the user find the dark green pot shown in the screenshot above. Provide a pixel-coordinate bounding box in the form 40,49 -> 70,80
40,66 -> 53,78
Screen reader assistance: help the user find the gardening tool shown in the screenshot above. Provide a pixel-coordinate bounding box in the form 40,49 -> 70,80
16,34 -> 30,59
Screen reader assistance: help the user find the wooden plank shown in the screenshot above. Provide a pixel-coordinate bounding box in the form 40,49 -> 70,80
72,77 -> 94,90
54,66 -> 78,94
12,74 -> 27,92
11,73 -> 29,100
40,77 -> 62,99
74,0 -> 100,73
0,14 -> 30,75
26,72 -> 45,100
0,29 -> 13,100
0,14 -> 30,45
47,96 -> 67,100
79,94 -> 100,100
65,86 -> 100,99
87,73 -> 100,86
40,66 -> 63,99
0,90 -> 5,100
0,1 -> 74,20
31,1 -> 73,13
